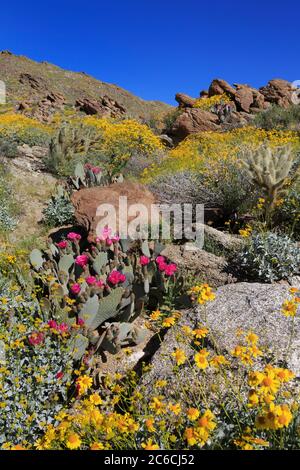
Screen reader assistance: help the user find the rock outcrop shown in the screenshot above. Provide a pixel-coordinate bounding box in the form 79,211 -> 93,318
170,77 -> 298,141
71,181 -> 158,242
138,280 -> 300,404
170,108 -> 220,140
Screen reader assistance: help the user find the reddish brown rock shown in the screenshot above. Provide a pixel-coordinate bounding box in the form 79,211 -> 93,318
208,79 -> 236,98
234,84 -> 254,112
175,93 -> 196,108
170,108 -> 220,140
71,182 -> 157,242
259,79 -> 295,108
75,96 -> 126,117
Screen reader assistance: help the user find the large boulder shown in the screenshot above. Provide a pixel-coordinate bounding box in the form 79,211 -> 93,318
170,108 -> 220,140
208,79 -> 236,98
161,244 -> 237,287
175,93 -> 196,108
201,281 -> 300,374
138,281 -> 300,405
71,182 -> 157,242
259,79 -> 295,108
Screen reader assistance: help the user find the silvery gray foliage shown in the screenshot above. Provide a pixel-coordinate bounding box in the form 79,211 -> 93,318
0,283 -> 73,444
236,232 -> 300,282
0,205 -> 17,231
42,194 -> 75,227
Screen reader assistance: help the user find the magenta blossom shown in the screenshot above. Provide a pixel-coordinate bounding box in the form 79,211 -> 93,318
96,279 -> 105,288
86,276 -> 97,286
28,332 -> 44,346
156,256 -> 165,265
92,166 -> 101,175
140,255 -> 150,266
111,234 -> 120,243
48,320 -> 58,329
75,254 -> 89,268
67,232 -> 81,241
164,263 -> 177,276
107,270 -> 126,285
58,323 -> 69,333
70,283 -> 81,295
158,261 -> 168,272
77,318 -> 85,326
98,226 -> 112,241
57,240 -> 68,249
84,163 -> 93,170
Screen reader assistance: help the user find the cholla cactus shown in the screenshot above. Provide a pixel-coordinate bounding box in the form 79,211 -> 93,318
47,123 -> 100,174
241,145 -> 297,220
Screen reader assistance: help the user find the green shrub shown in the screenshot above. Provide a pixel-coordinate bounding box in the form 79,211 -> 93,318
0,165 -> 17,231
275,184 -> 300,240
254,104 -> 300,131
235,232 -> 300,282
42,194 -> 75,227
0,279 -> 74,444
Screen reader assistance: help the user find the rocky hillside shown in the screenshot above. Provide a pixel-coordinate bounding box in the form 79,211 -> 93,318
0,50 -> 171,122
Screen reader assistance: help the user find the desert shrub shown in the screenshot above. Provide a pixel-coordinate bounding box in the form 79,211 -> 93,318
42,194 -> 75,227
0,165 -> 17,231
0,250 -> 74,445
142,127 -> 300,182
0,114 -> 52,151
31,286 -> 300,450
235,232 -> 300,282
82,117 -> 163,159
274,184 -> 300,240
162,108 -> 182,133
149,161 -> 257,219
193,93 -> 231,110
255,104 -> 300,131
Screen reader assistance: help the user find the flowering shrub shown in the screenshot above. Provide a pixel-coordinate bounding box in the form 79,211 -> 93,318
0,113 -> 52,150
26,284 -> 300,450
142,127 -> 300,182
0,278 -> 74,446
193,93 -> 231,111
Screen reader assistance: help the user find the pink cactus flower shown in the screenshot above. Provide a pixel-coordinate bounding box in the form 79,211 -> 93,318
75,254 -> 89,267
58,323 -> 69,333
164,263 -> 177,276
28,332 -> 44,346
67,232 -> 81,241
56,240 -> 68,249
107,270 -> 126,285
48,320 -> 58,329
98,226 -> 112,241
111,234 -> 120,243
70,283 -> 81,295
77,318 -> 85,326
95,279 -> 105,288
158,261 -> 167,272
84,163 -> 93,170
92,166 -> 101,175
140,255 -> 150,266
106,238 -> 113,246
156,256 -> 165,265
86,276 -> 97,286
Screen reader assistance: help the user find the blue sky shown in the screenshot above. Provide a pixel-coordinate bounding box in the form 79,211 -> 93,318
0,0 -> 299,104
